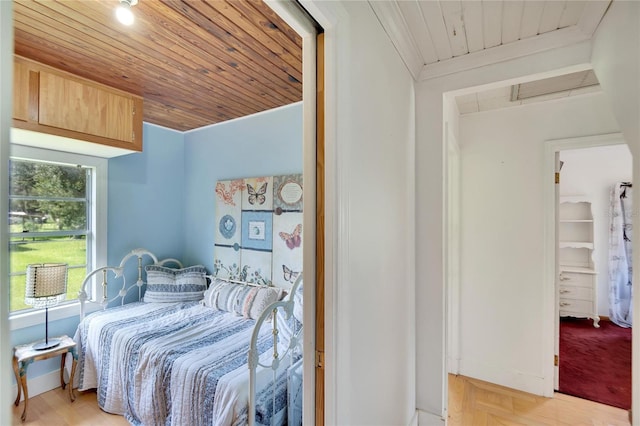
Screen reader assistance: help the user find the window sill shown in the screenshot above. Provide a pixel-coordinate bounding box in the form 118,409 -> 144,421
9,302 -> 100,331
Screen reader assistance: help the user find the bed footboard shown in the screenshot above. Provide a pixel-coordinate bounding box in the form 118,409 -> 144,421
77,248 -> 183,320
248,274 -> 303,426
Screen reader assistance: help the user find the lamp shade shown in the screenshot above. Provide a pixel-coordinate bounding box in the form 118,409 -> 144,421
24,263 -> 68,309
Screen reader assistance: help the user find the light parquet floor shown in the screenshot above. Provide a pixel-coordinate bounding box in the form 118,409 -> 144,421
10,375 -> 632,425
448,374 -> 631,426
10,388 -> 128,426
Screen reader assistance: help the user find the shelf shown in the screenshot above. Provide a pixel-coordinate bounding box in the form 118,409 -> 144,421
559,241 -> 594,249
558,198 -> 597,322
559,265 -> 597,274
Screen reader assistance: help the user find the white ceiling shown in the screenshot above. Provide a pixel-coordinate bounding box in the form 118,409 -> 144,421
455,81 -> 601,114
369,0 -> 612,80
456,69 -> 601,114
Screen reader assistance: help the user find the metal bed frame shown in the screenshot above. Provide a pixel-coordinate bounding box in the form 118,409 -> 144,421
77,247 -> 304,425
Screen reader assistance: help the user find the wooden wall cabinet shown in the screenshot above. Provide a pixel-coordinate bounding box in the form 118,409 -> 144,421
13,56 -> 143,152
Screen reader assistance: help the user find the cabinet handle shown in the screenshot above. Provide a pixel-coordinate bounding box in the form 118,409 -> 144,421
560,302 -> 571,307
559,289 -> 570,294
559,274 -> 571,281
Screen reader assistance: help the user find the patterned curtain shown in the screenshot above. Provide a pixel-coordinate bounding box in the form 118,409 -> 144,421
608,182 -> 633,327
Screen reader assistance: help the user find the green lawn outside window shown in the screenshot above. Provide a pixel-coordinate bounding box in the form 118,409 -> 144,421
9,238 -> 86,312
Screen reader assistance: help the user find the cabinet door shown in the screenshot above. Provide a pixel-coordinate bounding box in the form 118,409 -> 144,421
13,60 -> 38,122
38,71 -> 137,143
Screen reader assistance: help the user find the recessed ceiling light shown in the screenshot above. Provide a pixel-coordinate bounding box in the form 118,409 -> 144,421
116,0 -> 138,26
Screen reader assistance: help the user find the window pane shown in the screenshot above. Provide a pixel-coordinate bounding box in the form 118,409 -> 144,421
8,159 -> 89,313
9,239 -> 87,312
10,161 -> 86,198
9,199 -> 86,232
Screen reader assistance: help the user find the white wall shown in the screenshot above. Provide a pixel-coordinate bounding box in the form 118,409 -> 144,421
559,145 -> 632,316
590,0 -> 640,416
591,1 -> 640,159
416,39 -> 593,415
457,94 -> 619,394
308,2 -> 416,424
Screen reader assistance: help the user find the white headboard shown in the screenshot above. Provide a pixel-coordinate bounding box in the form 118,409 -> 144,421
77,248 -> 182,320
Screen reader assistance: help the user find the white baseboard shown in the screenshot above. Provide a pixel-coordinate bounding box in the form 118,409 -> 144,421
11,369 -> 66,402
460,358 -> 545,396
418,410 -> 445,426
409,410 -> 419,426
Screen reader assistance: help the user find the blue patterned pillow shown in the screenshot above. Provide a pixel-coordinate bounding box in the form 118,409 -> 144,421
143,265 -> 208,303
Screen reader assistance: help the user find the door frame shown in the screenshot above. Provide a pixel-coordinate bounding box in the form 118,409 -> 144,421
261,2 -> 320,423
0,3 -> 13,425
542,132 -> 627,396
444,122 -> 461,378
443,121 -> 461,422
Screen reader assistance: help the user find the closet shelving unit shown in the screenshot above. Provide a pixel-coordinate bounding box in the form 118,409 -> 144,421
558,195 -> 600,328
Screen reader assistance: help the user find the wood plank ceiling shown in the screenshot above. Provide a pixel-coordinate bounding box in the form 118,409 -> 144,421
13,0 -> 303,132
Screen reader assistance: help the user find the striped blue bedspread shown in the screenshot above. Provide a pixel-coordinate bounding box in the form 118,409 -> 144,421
74,301 -> 294,425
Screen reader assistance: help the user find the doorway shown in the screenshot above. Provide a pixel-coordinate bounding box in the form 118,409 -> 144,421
262,2 -> 327,423
548,134 -> 633,410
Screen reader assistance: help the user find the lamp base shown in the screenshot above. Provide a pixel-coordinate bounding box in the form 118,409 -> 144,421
32,338 -> 61,351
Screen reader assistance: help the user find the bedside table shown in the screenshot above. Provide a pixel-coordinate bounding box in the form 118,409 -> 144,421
12,335 -> 77,421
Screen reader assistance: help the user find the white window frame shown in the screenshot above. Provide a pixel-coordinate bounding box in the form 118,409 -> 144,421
8,144 -> 107,330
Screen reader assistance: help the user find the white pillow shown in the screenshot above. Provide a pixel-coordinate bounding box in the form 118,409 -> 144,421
202,279 -> 282,319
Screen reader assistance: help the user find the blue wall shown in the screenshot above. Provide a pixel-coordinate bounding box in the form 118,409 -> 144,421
10,123 -> 185,382
108,124 -> 185,265
182,102 -> 303,269
10,104 -> 302,385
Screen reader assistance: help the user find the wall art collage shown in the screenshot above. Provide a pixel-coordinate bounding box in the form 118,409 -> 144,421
213,174 -> 303,288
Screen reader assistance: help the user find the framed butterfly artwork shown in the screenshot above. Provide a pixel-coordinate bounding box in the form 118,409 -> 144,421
282,264 -> 301,284
271,212 -> 303,288
242,176 -> 273,211
213,174 -> 302,290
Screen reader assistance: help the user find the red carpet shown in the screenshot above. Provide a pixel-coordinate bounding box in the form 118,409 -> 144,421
559,317 -> 632,409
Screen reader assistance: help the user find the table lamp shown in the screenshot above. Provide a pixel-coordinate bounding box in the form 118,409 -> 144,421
24,263 -> 68,350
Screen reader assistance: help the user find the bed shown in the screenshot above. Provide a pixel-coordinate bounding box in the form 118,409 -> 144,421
73,248 -> 303,426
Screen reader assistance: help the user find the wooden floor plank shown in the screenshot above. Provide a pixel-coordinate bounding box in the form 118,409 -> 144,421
11,388 -> 128,426
11,374 -> 631,425
448,374 -> 630,426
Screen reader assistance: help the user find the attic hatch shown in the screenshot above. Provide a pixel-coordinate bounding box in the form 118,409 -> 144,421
511,70 -> 600,101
